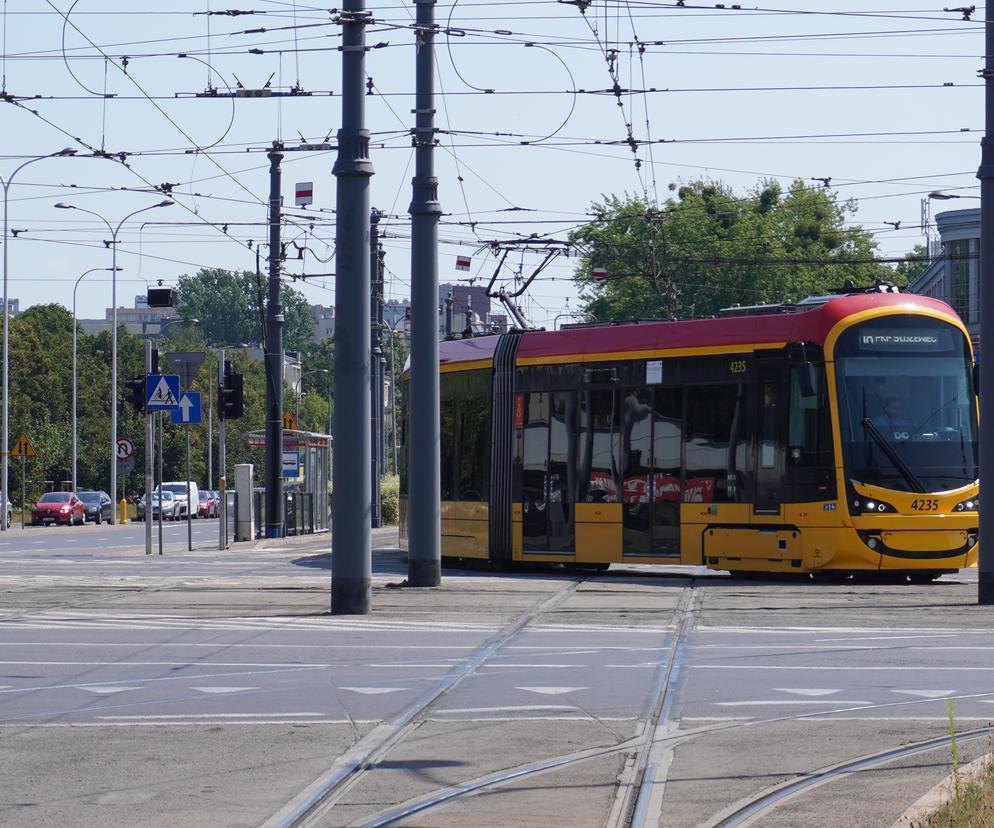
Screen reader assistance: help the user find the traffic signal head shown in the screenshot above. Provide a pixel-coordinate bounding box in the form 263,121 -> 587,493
146,287 -> 176,308
125,376 -> 146,412
218,361 -> 245,419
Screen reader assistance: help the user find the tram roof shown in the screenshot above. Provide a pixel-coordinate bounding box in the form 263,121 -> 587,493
437,292 -> 959,368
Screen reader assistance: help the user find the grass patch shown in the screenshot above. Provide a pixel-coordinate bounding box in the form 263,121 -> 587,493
922,755 -> 994,827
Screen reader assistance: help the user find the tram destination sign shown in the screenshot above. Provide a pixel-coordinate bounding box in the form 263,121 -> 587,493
858,328 -> 954,351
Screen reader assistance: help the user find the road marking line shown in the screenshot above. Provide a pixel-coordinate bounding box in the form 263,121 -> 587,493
515,686 -> 590,695
694,665 -> 994,671
715,700 -> 875,707
774,688 -> 843,696
339,687 -> 408,695
893,690 -> 957,698
81,686 -> 144,694
437,705 -> 576,714
100,713 -> 325,720
190,687 -> 256,694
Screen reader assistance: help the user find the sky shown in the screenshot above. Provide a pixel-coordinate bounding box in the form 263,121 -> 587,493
0,1 -> 985,329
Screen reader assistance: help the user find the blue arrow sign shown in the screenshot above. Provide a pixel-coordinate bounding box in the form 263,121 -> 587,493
146,374 -> 180,410
170,391 -> 202,425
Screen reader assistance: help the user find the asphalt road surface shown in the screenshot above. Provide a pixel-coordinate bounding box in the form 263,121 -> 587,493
1,534 -> 990,827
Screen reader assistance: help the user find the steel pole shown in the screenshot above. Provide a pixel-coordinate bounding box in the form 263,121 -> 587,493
218,348 -> 226,551
145,341 -> 153,555
408,0 -> 442,587
331,0 -> 374,614
370,210 -> 382,528
208,360 -> 213,491
2,180 -> 9,533
110,234 -> 119,523
157,411 -> 164,555
265,142 -> 285,539
979,3 -> 994,604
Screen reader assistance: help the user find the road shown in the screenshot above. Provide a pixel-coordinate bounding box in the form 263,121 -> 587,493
0,532 -> 990,827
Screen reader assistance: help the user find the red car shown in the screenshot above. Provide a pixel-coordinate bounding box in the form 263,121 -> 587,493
31,492 -> 85,526
197,490 -> 216,518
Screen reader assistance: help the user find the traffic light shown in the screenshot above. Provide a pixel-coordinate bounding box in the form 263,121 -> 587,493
146,287 -> 176,308
124,376 -> 146,412
218,361 -> 245,420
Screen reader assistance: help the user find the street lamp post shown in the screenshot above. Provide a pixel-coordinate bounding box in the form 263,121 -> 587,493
72,266 -> 122,492
1,148 -> 77,532
55,199 -> 174,523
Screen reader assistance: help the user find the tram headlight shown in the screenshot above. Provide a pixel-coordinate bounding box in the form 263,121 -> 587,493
852,498 -> 896,514
953,497 -> 979,512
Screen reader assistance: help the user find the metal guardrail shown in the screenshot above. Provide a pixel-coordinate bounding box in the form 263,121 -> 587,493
286,492 -> 314,536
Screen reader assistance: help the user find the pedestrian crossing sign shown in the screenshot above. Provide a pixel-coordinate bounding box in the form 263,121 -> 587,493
283,409 -> 299,430
146,374 -> 180,410
10,432 -> 34,458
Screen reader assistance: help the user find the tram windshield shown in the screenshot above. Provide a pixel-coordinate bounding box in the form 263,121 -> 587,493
834,314 -> 978,492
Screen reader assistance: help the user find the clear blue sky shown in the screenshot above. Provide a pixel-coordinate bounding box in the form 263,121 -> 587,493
0,1 -> 983,328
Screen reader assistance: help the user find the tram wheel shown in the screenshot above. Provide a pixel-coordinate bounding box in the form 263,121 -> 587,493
908,572 -> 942,584
565,562 -> 610,573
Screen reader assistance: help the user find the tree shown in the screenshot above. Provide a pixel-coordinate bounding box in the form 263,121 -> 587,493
570,179 -> 894,321
176,268 -> 315,350
892,243 -> 929,287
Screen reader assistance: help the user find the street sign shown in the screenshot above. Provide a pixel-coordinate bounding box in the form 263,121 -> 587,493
146,374 -> 180,410
164,351 -> 206,391
282,450 -> 299,478
170,391 -> 202,425
295,181 -> 313,206
283,409 -> 300,430
116,438 -> 134,460
10,432 -> 34,458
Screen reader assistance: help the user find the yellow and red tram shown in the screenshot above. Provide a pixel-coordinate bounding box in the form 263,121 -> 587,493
400,289 -> 979,579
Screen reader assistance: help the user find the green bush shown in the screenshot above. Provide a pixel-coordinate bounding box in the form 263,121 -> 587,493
380,474 -> 400,525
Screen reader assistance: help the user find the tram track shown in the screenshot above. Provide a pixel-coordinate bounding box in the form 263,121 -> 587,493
314,578 -> 701,828
261,576 -> 589,828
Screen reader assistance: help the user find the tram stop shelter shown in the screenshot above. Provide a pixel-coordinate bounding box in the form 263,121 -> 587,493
244,428 -> 330,536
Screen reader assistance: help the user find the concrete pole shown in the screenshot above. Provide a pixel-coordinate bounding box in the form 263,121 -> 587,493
332,0 -> 374,614
265,142 -> 285,539
408,0 -> 442,587
208,360 -> 213,491
979,4 -> 994,604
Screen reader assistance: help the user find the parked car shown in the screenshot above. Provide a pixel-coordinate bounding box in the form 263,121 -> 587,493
148,490 -> 179,521
156,482 -> 198,520
31,492 -> 85,526
197,490 -> 216,518
77,490 -> 113,524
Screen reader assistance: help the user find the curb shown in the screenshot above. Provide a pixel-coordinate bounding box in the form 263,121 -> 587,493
891,753 -> 992,827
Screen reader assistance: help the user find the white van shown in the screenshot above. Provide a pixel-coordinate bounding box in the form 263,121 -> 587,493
155,481 -> 200,519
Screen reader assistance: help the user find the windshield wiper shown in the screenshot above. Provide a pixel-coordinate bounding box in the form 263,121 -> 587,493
861,417 -> 927,493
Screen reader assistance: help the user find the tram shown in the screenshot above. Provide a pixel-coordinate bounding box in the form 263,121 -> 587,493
399,286 -> 979,579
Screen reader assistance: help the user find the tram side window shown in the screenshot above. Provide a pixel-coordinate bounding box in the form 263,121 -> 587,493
440,397 -> 456,501
578,389 -> 621,502
684,384 -> 741,504
457,393 -> 490,501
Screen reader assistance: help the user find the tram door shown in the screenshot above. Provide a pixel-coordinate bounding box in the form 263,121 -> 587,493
623,387 -> 682,556
521,391 -> 576,553
754,360 -> 785,515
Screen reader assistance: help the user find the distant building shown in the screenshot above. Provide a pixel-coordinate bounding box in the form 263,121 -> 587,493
310,304 -> 335,342
910,208 -> 979,344
5,298 -> 19,317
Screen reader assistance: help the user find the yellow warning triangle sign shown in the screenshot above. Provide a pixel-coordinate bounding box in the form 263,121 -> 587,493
283,409 -> 299,431
11,432 -> 34,458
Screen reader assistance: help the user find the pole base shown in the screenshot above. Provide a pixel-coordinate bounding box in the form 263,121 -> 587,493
408,558 -> 441,587
979,571 -> 994,605
332,578 -> 371,614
